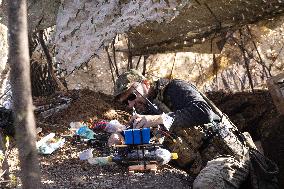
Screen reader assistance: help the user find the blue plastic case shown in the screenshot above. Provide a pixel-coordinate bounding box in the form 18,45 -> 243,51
124,128 -> 150,144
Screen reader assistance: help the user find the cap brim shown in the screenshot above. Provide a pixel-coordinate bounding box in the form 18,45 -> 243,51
113,83 -> 133,99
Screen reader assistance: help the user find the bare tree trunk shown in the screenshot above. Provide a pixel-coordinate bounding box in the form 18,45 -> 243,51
127,38 -> 133,70
135,55 -> 142,70
142,55 -> 148,76
7,0 -> 41,188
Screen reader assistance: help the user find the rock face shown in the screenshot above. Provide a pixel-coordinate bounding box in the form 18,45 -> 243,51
64,18 -> 284,95
129,0 -> 284,55
1,0 -> 284,96
261,115 -> 284,188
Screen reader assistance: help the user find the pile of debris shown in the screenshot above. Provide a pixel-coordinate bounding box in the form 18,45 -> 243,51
2,88 -> 282,188
2,89 -> 192,188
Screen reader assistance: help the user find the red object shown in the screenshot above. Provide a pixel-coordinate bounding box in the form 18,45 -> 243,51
92,121 -> 108,130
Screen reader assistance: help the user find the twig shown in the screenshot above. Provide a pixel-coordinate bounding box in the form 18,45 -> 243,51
105,46 -> 116,86
0,179 -> 11,183
111,37 -> 119,77
135,55 -> 142,70
239,29 -> 255,93
127,37 -> 133,70
210,32 -> 219,81
38,30 -> 66,91
246,25 -> 271,77
194,0 -> 201,5
169,53 -> 176,79
204,3 -> 221,29
142,55 -> 148,76
0,170 -> 7,178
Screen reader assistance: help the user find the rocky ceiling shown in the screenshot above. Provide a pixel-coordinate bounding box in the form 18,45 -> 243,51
1,0 -> 284,71
128,0 -> 284,55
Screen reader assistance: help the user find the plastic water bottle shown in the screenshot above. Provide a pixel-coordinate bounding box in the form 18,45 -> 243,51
87,156 -> 113,165
154,148 -> 178,165
79,149 -> 94,160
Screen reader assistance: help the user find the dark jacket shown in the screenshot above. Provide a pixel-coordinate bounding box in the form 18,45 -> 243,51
151,79 -> 246,172
153,79 -> 221,130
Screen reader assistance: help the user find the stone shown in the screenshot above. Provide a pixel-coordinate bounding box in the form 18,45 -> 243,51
267,72 -> 284,115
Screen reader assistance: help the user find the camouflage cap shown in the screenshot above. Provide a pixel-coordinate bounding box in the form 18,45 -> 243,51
114,69 -> 146,98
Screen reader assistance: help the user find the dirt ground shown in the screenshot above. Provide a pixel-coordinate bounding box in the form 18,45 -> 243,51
4,89 -> 283,188
208,90 -> 283,187
5,90 -> 193,189
206,90 -> 279,139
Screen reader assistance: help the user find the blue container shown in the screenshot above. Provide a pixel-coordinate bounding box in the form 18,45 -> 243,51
124,129 -> 134,144
133,129 -> 141,144
124,128 -> 150,144
142,128 -> 150,144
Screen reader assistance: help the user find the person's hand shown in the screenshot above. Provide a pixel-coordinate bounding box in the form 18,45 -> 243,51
130,114 -> 163,129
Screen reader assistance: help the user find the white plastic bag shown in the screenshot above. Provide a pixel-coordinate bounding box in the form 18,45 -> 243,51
36,133 -> 65,155
104,120 -> 126,133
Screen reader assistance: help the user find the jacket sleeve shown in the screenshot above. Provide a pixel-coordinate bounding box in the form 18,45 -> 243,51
167,101 -> 219,130
162,80 -> 220,130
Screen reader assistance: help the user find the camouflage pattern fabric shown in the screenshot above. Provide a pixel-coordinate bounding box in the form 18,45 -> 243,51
163,125 -> 206,175
163,118 -> 249,172
152,79 -> 250,188
193,154 -> 250,189
113,69 -> 145,97
163,121 -> 250,188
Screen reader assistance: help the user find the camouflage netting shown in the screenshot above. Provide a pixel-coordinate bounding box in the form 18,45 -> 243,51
54,0 -> 284,72
0,0 -> 60,31
2,0 -> 283,72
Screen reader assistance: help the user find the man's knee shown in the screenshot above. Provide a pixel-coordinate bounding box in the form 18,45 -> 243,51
192,156 -> 249,189
193,159 -> 227,189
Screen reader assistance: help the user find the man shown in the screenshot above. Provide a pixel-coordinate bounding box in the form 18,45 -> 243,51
114,69 -> 251,189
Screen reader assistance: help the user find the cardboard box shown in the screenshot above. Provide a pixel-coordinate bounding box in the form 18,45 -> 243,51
267,72 -> 284,115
